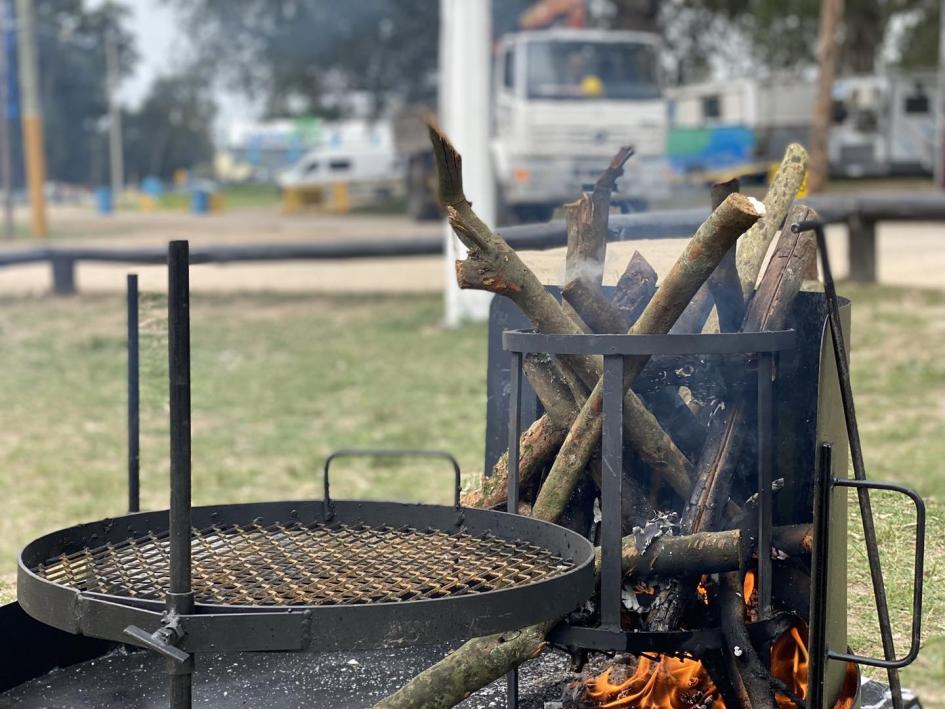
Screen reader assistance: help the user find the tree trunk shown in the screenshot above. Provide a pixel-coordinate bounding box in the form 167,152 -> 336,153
807,0 -> 843,193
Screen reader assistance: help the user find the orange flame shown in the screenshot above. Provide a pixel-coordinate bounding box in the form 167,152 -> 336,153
585,570 -> 858,708
584,655 -> 725,708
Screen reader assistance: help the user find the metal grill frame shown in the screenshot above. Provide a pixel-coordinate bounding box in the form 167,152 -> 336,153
18,498 -> 596,653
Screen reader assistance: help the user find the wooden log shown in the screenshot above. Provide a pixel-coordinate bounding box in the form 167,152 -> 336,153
719,571 -> 777,708
645,205 -> 820,634
612,250 -> 657,325
736,144 -> 809,298
563,279 -> 629,334
524,354 -> 581,428
620,524 -> 812,579
708,179 -> 745,332
684,204 -> 819,536
531,194 -> 763,522
460,416 -> 563,509
376,523 -> 812,709
670,284 -> 714,334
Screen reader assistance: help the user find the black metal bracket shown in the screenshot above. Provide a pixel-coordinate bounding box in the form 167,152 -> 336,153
124,614 -> 190,664
322,448 -> 463,522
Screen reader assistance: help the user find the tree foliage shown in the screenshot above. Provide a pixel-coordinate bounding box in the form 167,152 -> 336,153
163,0 -> 442,116
123,73 -> 217,182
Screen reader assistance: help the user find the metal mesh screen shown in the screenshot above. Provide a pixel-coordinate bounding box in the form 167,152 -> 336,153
34,521 -> 573,606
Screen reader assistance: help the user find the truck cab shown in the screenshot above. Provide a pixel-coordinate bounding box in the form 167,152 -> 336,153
492,28 -> 669,220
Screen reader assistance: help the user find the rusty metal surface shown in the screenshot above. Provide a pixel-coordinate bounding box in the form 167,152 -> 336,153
34,520 -> 573,607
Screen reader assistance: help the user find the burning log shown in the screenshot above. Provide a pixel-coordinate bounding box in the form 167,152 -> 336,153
719,571 -> 778,708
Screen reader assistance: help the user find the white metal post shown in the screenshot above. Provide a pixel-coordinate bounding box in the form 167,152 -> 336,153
440,0 -> 495,326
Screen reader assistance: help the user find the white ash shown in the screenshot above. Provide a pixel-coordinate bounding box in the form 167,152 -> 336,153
747,196 -> 766,216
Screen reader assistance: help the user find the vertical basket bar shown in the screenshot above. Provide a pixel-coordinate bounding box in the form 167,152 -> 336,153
506,350 -> 523,708
127,273 -> 140,514
167,241 -> 194,709
600,355 -> 625,630
808,443 -> 833,709
756,352 -> 774,618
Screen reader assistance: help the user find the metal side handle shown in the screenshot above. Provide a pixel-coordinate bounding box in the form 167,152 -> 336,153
827,477 -> 926,669
322,448 -> 462,520
124,622 -> 190,664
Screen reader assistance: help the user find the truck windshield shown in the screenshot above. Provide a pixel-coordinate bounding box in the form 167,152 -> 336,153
526,40 -> 659,100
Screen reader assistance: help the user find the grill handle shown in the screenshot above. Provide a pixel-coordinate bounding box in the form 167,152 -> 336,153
827,477 -> 926,669
322,448 -> 462,520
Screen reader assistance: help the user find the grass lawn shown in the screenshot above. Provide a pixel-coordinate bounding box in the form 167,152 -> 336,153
0,284 -> 940,701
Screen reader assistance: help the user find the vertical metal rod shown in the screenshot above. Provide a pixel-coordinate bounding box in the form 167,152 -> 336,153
506,350 -> 522,708
802,221 -> 903,706
167,241 -> 194,709
756,353 -> 774,619
507,351 -> 522,515
601,355 -> 624,630
808,443 -> 833,709
127,273 -> 140,513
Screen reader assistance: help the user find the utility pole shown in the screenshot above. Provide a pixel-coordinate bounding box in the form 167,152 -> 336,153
440,0 -> 495,326
936,0 -> 945,188
808,0 -> 843,194
0,0 -> 14,239
106,27 -> 123,201
15,0 -> 45,238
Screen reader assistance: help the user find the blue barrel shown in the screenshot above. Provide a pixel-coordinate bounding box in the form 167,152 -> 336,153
95,186 -> 113,215
192,189 -> 210,215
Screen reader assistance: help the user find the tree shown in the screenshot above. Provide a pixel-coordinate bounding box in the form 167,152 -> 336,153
122,73 -> 217,182
24,0 -> 137,185
162,0 -> 442,116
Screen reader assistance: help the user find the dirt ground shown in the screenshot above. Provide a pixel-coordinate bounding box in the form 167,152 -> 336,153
0,205 -> 942,294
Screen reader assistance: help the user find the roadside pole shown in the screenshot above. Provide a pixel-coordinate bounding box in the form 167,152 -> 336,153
106,28 -> 123,204
440,0 -> 495,326
0,0 -> 14,239
15,0 -> 45,238
936,0 -> 945,189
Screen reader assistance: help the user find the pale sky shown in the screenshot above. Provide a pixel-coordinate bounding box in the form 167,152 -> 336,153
88,0 -> 255,133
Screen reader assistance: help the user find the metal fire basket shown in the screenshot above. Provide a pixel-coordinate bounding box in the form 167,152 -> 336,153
16,242 -> 596,709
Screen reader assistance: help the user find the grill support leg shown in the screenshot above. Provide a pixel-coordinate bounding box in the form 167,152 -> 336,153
167,241 -> 194,709
127,273 -> 140,514
506,351 -> 523,707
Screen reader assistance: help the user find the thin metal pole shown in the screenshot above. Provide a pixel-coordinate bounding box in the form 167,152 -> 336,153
14,0 -> 46,238
167,241 -> 193,709
600,355 -> 624,630
798,220 -> 903,707
756,353 -> 774,619
127,273 -> 139,513
105,28 -> 123,200
808,444 -> 833,709
506,350 -> 522,708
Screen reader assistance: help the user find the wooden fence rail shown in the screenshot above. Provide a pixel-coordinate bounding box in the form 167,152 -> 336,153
0,192 -> 942,294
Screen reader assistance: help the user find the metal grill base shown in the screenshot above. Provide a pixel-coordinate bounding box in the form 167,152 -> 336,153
18,499 -> 595,654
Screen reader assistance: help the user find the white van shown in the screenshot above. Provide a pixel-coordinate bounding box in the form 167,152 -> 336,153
277,120 -> 402,189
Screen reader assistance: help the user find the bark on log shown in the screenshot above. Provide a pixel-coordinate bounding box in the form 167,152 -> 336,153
736,144 -> 809,298
612,250 -> 657,325
708,179 -> 745,332
524,354 -> 581,429
531,194 -> 763,522
684,205 -> 819,536
620,524 -> 811,579
565,146 -> 632,292
460,416 -> 563,509
563,279 -> 629,334
645,206 -> 820,634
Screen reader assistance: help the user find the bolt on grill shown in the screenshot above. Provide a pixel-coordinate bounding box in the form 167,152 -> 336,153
34,521 -> 574,607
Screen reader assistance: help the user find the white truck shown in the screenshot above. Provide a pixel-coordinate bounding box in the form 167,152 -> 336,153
397,27 -> 670,221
